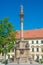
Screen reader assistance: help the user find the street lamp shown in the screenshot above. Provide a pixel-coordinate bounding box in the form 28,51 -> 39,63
4,45 -> 8,65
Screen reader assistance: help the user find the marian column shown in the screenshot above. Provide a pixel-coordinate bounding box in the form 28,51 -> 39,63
20,5 -> 24,41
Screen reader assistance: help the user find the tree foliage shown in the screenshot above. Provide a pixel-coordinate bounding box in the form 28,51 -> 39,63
0,18 -> 16,54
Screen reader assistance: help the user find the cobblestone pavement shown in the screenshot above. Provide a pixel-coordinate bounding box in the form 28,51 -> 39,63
8,63 -> 43,65
0,62 -> 43,65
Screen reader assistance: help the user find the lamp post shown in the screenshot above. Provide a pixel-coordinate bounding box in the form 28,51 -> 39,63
4,45 -> 8,65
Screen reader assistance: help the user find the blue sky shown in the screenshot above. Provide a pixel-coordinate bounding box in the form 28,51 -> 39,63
0,0 -> 43,30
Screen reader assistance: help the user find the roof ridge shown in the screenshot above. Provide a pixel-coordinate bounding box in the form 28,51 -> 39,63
16,28 -> 43,31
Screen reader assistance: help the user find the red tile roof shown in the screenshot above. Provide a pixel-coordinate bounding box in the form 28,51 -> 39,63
16,29 -> 43,39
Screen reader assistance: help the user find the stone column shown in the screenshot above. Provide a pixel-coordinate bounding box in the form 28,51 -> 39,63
20,5 -> 24,41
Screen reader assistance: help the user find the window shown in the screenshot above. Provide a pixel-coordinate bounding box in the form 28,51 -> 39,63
37,56 -> 39,59
42,56 -> 43,59
41,40 -> 43,43
32,41 -> 34,44
37,48 -> 39,52
32,48 -> 34,52
32,55 -> 34,60
25,43 -> 29,48
41,48 -> 43,52
36,40 -> 38,44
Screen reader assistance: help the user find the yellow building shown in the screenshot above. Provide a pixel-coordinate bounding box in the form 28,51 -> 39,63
16,28 -> 43,60
7,28 -> 43,63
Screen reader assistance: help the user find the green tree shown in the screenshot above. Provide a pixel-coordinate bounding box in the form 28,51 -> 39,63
0,17 -> 16,55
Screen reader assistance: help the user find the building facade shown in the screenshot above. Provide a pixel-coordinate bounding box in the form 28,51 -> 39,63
16,29 -> 43,61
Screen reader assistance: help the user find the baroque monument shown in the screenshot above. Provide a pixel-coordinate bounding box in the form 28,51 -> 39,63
14,5 -> 33,63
